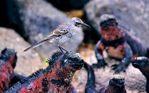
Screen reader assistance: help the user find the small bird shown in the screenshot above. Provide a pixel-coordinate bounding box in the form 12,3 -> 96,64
24,17 -> 90,52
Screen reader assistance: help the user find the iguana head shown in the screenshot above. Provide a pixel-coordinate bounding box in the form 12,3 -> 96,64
48,51 -> 84,71
109,74 -> 125,89
0,48 -> 17,68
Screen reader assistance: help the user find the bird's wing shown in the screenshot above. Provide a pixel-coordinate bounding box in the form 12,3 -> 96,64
24,38 -> 49,52
24,24 -> 69,52
54,24 -> 69,34
45,24 -> 69,39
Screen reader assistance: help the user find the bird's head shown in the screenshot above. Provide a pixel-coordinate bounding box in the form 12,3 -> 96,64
0,48 -> 17,68
69,17 -> 90,28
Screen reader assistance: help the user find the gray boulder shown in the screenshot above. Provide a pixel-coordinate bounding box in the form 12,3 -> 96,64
16,0 -> 83,57
0,27 -> 45,76
84,0 -> 149,45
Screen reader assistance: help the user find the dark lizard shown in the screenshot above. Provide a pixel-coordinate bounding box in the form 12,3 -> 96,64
0,48 -> 17,92
6,51 -> 84,93
84,62 -> 127,93
84,62 -> 97,93
98,74 -> 126,93
92,14 -> 148,74
132,57 -> 149,93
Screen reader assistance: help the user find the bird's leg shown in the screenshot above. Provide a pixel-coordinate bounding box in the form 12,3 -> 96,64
58,45 -> 64,53
51,41 -> 69,53
58,46 -> 69,53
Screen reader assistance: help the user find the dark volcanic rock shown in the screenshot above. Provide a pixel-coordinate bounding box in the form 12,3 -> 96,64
47,0 -> 90,11
0,0 -> 27,40
16,0 -> 83,57
84,0 -> 149,45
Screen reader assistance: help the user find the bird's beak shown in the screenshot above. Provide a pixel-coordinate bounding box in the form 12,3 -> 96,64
77,22 -> 91,29
81,23 -> 91,28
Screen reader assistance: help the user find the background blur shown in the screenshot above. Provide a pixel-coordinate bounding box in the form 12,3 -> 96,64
0,0 -> 149,93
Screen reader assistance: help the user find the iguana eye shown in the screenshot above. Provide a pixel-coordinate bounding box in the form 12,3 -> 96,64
64,59 -> 68,63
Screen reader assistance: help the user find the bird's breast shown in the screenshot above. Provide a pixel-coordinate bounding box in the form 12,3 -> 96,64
58,36 -> 70,44
66,33 -> 73,38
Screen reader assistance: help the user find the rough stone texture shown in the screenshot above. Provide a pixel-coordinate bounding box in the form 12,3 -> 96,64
83,0 -> 149,92
16,0 -> 83,58
0,0 -> 27,40
0,27 -> 45,76
84,0 -> 149,46
72,44 -> 146,93
47,0 -> 90,10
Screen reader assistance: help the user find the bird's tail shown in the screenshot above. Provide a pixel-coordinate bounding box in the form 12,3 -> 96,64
84,62 -> 98,93
24,39 -> 49,52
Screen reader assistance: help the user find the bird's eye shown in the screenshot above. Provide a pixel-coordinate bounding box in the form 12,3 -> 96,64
75,23 -> 78,26
61,30 -> 68,33
75,22 -> 80,26
64,30 -> 68,33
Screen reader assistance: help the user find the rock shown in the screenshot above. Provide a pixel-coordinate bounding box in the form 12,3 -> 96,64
84,0 -> 149,46
16,0 -> 83,57
0,27 -> 45,76
0,0 -> 27,40
73,59 -> 146,93
47,0 -> 90,11
83,1 -> 149,91
72,45 -> 146,92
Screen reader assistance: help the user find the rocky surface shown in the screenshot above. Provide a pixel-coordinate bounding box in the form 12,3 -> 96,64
15,0 -> 84,58
0,27 -> 45,76
47,0 -> 90,10
83,0 -> 149,92
0,0 -> 148,92
0,0 -> 26,40
72,43 -> 146,93
84,0 -> 149,46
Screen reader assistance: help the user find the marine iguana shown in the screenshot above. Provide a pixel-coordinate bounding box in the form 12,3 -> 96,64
98,74 -> 126,93
0,48 -> 17,92
132,57 -> 149,93
84,62 -> 97,93
92,14 -> 148,74
6,51 -> 84,93
84,63 -> 127,93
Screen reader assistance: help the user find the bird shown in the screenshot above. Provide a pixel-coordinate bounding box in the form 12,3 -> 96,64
24,17 -> 90,52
